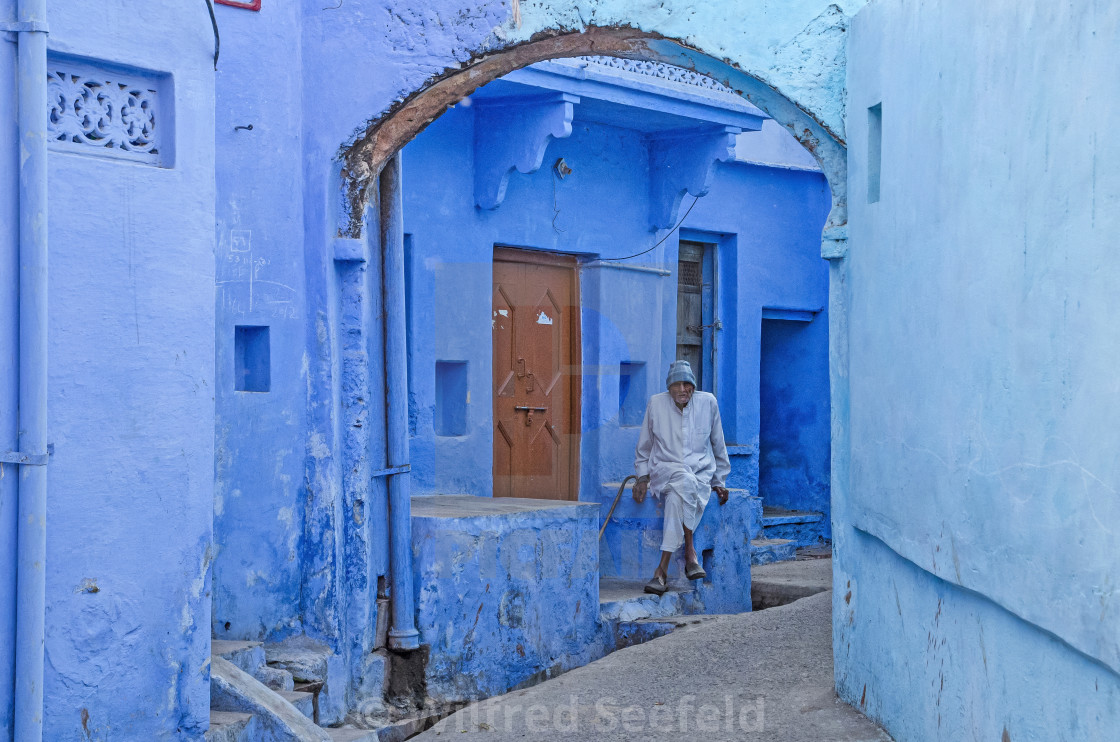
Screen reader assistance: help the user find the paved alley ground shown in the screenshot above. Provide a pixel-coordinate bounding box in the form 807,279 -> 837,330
413,559 -> 891,741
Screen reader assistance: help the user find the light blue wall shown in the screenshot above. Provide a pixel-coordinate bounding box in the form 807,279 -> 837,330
0,0 -> 217,737
837,0 -> 1120,737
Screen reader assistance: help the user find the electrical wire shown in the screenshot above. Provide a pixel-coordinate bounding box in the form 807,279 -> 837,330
205,0 -> 220,70
597,194 -> 701,262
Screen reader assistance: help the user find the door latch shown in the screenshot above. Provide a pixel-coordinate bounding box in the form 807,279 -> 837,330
686,319 -> 723,334
514,405 -> 548,426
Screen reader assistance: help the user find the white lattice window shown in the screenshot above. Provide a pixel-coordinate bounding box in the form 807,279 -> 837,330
47,59 -> 167,166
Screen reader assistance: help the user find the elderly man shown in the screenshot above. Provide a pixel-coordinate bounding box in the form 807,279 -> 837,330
633,360 -> 731,595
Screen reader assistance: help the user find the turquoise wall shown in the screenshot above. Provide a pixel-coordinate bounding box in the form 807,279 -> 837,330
837,0 -> 1120,737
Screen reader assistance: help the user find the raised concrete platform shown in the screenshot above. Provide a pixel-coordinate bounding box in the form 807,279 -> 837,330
412,495 -> 593,518
596,484 -> 761,613
411,495 -> 600,705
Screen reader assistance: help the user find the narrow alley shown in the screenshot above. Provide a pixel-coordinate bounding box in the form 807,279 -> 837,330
409,558 -> 891,741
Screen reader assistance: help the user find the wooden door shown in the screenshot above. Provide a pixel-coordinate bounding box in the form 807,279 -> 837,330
676,241 -> 706,385
492,248 -> 580,500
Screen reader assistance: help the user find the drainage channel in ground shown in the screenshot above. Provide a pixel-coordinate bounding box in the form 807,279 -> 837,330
751,549 -> 832,611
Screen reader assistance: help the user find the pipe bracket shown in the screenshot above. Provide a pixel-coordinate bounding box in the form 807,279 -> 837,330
0,20 -> 49,32
371,464 -> 410,479
0,449 -> 49,466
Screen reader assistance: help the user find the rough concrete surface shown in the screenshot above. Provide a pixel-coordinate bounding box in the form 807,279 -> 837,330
414,588 -> 890,741
752,554 -> 832,609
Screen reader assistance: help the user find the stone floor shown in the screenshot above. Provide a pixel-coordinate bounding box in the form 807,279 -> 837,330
413,559 -> 892,742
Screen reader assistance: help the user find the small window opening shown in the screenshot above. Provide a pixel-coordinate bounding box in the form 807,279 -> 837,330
619,361 -> 647,427
235,325 -> 270,392
435,361 -> 468,436
867,103 -> 882,204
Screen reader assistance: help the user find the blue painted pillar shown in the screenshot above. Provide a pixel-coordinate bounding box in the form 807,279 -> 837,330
379,154 -> 420,651
13,0 -> 49,738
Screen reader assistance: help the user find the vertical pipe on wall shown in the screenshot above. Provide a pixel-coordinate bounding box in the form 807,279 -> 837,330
13,0 -> 48,738
0,4 -> 20,737
379,154 -> 420,651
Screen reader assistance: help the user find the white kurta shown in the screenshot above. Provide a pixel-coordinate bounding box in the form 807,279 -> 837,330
634,391 -> 731,553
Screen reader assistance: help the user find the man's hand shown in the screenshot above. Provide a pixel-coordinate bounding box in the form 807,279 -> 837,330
632,476 -> 650,503
713,485 -> 729,505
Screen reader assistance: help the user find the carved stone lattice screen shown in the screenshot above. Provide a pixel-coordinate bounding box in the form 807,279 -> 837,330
575,56 -> 739,96
47,61 -> 165,165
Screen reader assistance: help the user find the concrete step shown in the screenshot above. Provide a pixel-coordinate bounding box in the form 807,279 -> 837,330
750,537 -> 796,565
204,711 -> 255,742
325,729 -> 380,742
599,576 -> 696,621
598,577 -> 693,653
761,506 -> 824,526
280,689 -> 316,722
760,507 -> 827,548
256,664 -> 295,692
212,640 -> 265,677
210,655 -> 331,742
751,556 -> 831,610
265,636 -> 331,684
264,635 -> 347,726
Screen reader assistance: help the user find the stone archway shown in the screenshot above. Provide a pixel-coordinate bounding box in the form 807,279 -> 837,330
337,27 -> 848,252
333,23 -> 852,655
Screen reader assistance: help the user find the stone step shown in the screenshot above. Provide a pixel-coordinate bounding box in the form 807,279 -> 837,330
255,664 -> 295,692
280,689 -> 316,722
761,507 -> 824,526
210,655 -> 331,742
325,729 -> 380,742
204,711 -> 255,742
760,508 -> 827,549
750,537 -> 796,565
599,576 -> 695,621
212,640 -> 265,677
598,577 -> 693,653
265,637 -> 331,684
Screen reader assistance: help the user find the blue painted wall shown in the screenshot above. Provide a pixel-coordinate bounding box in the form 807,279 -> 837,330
836,0 -> 1120,737
26,0 -> 1085,735
400,71 -> 832,511
211,0 -> 309,645
0,0 -> 216,737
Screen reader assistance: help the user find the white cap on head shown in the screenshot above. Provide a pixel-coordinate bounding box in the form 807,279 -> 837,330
666,360 -> 696,388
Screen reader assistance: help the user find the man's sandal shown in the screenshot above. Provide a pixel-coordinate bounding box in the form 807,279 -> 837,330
685,562 -> 707,580
643,574 -> 669,595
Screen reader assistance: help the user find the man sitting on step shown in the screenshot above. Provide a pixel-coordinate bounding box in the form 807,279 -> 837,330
632,360 -> 731,595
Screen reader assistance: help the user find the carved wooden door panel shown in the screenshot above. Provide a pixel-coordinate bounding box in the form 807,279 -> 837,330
492,248 -> 580,500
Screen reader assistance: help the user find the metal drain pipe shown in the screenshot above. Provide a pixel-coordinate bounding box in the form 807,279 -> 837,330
378,153 -> 420,651
11,0 -> 49,738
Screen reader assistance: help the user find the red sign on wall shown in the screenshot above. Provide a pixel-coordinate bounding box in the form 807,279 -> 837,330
216,0 -> 261,9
